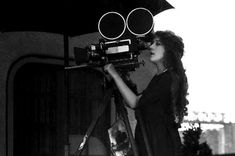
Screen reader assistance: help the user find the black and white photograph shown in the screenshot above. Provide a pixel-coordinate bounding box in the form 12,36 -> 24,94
0,0 -> 235,156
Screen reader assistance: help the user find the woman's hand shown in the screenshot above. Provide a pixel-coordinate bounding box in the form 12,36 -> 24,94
104,63 -> 139,108
103,64 -> 119,79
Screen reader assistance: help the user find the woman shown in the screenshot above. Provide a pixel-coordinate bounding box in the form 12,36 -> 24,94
104,30 -> 189,156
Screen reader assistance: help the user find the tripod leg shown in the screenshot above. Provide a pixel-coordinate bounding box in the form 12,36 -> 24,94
121,108 -> 139,156
114,92 -> 139,156
75,88 -> 113,156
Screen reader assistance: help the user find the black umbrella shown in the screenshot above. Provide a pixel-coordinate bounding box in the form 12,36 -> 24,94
1,0 -> 174,68
0,0 -> 174,36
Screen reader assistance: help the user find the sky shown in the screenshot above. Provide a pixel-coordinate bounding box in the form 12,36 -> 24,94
153,0 -> 235,122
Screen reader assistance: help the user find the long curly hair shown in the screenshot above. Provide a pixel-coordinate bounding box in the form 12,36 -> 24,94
155,30 -> 189,124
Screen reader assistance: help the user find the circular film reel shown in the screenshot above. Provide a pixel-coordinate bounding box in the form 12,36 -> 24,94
98,12 -> 126,40
126,8 -> 154,36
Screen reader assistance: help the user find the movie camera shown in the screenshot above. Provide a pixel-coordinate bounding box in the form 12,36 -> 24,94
74,8 -> 154,71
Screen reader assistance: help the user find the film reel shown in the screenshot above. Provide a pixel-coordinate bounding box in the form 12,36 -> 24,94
98,11 -> 126,40
126,7 -> 154,36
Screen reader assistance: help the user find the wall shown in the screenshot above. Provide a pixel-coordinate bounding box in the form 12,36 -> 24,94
0,31 -> 103,156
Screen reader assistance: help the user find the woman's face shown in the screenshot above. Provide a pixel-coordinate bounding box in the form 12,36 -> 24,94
149,38 -> 165,63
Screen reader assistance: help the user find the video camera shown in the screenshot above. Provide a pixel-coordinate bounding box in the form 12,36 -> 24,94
74,8 -> 154,71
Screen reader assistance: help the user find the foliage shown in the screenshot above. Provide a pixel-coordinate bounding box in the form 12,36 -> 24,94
181,123 -> 212,156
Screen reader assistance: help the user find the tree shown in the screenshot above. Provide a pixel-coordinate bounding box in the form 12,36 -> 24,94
181,123 -> 212,156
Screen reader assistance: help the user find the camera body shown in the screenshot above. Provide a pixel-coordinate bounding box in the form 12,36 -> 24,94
74,8 -> 154,71
75,38 -> 144,70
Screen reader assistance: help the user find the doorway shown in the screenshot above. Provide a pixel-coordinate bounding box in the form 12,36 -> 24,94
12,63 -> 110,156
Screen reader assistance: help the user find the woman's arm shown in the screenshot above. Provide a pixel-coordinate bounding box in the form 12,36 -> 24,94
104,64 -> 141,108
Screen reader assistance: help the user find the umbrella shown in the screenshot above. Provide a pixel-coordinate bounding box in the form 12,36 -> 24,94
0,0 -> 174,36
0,0 -> 174,67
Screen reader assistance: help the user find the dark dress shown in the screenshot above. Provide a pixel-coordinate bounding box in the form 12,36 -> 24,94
134,70 -> 182,156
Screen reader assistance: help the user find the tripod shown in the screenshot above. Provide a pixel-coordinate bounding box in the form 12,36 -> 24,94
74,79 -> 139,156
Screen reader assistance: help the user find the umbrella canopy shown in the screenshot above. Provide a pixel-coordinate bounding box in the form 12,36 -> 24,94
0,0 -> 173,36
